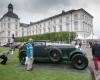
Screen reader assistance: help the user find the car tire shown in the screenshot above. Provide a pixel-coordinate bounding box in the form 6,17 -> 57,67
49,50 -> 62,63
19,51 -> 26,65
71,54 -> 88,70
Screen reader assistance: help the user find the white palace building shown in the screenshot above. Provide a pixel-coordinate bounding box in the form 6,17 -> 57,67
0,3 -> 93,46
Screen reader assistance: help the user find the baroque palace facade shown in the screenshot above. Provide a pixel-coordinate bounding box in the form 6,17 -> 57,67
0,3 -> 93,45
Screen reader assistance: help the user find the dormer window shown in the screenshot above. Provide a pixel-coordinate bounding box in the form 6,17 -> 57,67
74,14 -> 78,20
8,18 -> 10,21
15,19 -> 18,22
59,18 -> 62,23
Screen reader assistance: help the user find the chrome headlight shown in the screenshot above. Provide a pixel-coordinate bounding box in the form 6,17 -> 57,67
75,45 -> 82,50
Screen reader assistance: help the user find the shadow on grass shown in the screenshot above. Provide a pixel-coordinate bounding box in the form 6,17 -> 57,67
16,60 -> 90,74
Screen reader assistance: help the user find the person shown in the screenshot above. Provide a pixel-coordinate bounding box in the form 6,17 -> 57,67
91,40 -> 100,71
26,38 -> 34,71
71,40 -> 75,45
79,40 -> 82,48
75,40 -> 80,46
10,42 -> 15,55
0,49 -> 12,65
89,41 -> 92,48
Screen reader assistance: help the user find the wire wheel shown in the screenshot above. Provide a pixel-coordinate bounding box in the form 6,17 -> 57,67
49,50 -> 62,62
71,54 -> 88,70
19,51 -> 26,65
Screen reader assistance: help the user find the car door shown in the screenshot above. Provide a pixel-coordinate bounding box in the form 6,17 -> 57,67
33,42 -> 47,57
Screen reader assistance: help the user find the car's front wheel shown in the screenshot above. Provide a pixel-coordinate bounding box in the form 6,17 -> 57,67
49,50 -> 62,63
71,54 -> 88,70
19,51 -> 26,65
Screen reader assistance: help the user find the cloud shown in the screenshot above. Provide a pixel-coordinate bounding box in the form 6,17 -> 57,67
13,0 -> 71,14
0,0 -> 100,36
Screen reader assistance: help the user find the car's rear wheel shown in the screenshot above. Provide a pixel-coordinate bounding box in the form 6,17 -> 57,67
71,54 -> 88,70
19,51 -> 26,65
49,50 -> 62,63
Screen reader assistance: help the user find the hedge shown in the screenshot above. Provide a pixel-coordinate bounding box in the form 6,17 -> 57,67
14,31 -> 76,43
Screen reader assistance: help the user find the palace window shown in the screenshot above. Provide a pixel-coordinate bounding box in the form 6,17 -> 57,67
53,26 -> 56,32
74,14 -> 78,20
43,28 -> 46,33
15,24 -> 18,29
33,31 -> 34,34
44,23 -> 45,27
8,23 -> 10,28
53,20 -> 56,25
15,19 -> 18,23
36,30 -> 37,34
22,32 -> 24,36
15,31 -> 18,36
66,16 -> 69,21
39,29 -> 41,34
74,22 -> 78,30
33,26 -> 34,30
59,18 -> 62,23
82,14 -> 84,20
8,31 -> 10,36
22,28 -> 24,31
59,25 -> 62,31
66,23 -> 70,31
8,18 -> 10,21
8,38 -> 11,43
48,27 -> 50,32
48,21 -> 51,26
82,22 -> 85,30
36,26 -> 37,29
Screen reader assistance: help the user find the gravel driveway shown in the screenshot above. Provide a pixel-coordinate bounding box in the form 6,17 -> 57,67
82,44 -> 100,80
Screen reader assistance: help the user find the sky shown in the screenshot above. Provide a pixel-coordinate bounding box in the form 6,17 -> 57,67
0,0 -> 100,36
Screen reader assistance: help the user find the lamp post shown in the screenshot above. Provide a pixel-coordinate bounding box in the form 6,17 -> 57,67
69,33 -> 70,44
71,33 -> 74,42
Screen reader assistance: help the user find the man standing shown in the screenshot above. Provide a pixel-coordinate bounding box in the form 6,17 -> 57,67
0,49 -> 12,65
92,40 -> 100,71
26,38 -> 34,71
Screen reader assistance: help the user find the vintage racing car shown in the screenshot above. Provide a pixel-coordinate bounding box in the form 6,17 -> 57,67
18,40 -> 88,70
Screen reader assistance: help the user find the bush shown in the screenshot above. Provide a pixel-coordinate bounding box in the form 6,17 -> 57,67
14,31 -> 76,42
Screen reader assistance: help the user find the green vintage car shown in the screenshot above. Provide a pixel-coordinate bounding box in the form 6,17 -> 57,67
19,40 -> 88,70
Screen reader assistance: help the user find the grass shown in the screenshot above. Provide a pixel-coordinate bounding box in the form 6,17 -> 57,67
0,47 -> 91,80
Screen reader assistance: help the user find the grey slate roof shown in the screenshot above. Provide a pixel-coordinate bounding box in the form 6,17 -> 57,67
3,12 -> 19,19
20,23 -> 29,27
30,8 -> 93,25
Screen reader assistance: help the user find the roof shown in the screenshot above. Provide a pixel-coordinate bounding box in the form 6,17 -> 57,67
30,9 -> 76,25
3,12 -> 19,19
30,8 -> 93,25
20,23 -> 29,27
78,8 -> 94,18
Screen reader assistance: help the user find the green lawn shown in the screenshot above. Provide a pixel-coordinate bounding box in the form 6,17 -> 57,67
0,47 -> 91,80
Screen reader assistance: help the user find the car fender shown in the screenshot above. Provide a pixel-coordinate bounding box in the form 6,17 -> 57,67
48,47 -> 63,61
49,47 -> 62,55
19,50 -> 26,55
69,50 -> 86,61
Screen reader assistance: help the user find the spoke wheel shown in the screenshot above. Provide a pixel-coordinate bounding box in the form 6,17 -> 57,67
49,50 -> 62,62
19,51 -> 26,65
71,54 -> 88,70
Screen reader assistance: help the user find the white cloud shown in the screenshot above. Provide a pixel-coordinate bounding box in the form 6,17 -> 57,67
0,0 -> 100,36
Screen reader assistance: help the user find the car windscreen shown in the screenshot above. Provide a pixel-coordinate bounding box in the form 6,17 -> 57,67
33,42 -> 46,46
